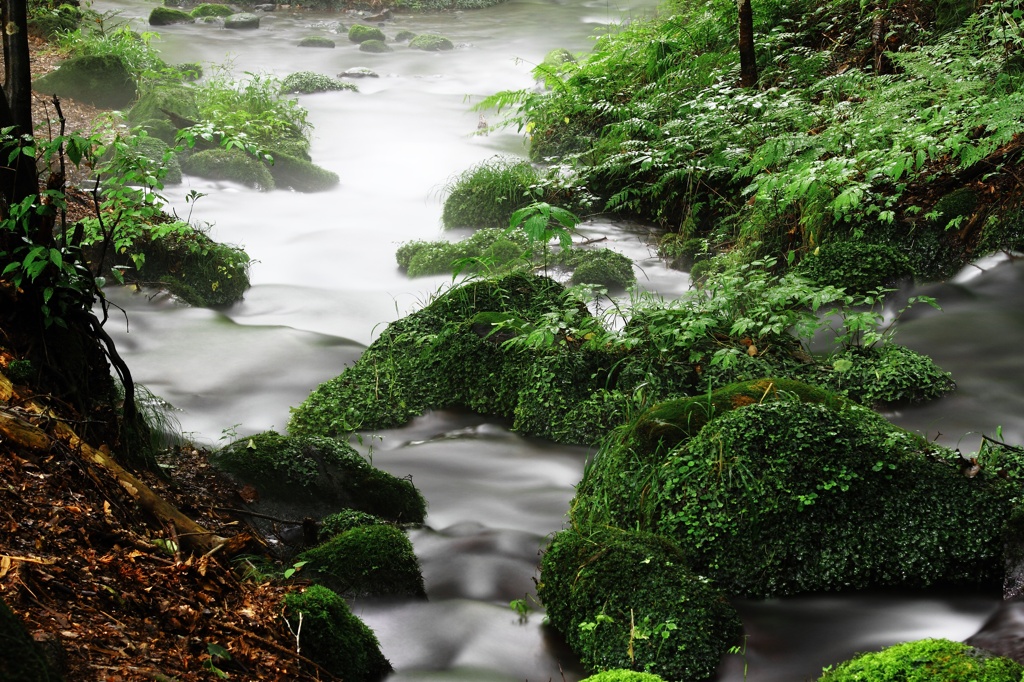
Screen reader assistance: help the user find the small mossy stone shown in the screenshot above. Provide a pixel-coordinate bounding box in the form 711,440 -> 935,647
182,148 -> 275,190
148,6 -> 194,25
126,84 -> 199,125
819,638 -> 1024,681
795,240 -> 914,295
824,344 -> 956,405
319,509 -> 388,541
282,586 -> 392,681
359,39 -> 392,53
539,527 -> 741,680
349,24 -> 385,43
395,30 -> 416,42
563,248 -> 635,289
300,524 -> 426,597
279,71 -> 355,95
265,149 -> 340,192
224,12 -> 260,29
298,35 -> 336,48
409,33 -> 454,51
33,54 -> 137,110
190,3 -> 234,18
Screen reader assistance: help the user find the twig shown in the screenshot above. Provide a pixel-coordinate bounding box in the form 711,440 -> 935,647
212,506 -> 306,525
220,621 -> 338,680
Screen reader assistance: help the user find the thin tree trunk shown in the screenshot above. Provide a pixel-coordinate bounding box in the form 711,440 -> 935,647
738,0 -> 757,88
0,0 -> 39,212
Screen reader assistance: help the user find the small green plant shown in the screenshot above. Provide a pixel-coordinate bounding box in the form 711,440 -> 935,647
283,560 -> 308,579
204,642 -> 232,679
506,201 -> 578,274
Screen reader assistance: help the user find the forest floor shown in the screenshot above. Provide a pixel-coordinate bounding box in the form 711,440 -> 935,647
0,35 -> 339,682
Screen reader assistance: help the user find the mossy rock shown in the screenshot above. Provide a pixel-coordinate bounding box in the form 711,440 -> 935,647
125,222 -> 250,307
137,118 -> 179,145
300,524 -> 426,597
0,598 -> 64,681
265,149 -> 340,192
539,527 -> 741,681
632,377 -> 849,453
126,84 -> 200,126
135,135 -> 182,185
441,156 -> 541,229
819,639 -> 1024,681
395,30 -> 416,42
795,240 -> 914,295
408,34 -> 454,51
561,248 -> 635,289
282,586 -> 392,681
211,431 -> 426,523
581,672 -> 665,682
28,3 -> 82,37
823,344 -> 956,405
359,39 -> 392,53
224,12 -> 260,29
395,226 -> 530,277
182,148 -> 275,190
33,54 -> 137,110
149,6 -> 194,25
648,400 -> 1017,597
349,24 -> 385,43
190,3 -> 235,18
298,35 -> 337,48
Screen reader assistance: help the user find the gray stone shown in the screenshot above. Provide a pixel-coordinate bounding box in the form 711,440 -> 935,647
224,12 -> 260,29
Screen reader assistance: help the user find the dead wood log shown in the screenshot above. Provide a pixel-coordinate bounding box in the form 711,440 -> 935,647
0,371 -> 240,556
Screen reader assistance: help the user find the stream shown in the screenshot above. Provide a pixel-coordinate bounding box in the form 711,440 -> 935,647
86,1 -> 1022,679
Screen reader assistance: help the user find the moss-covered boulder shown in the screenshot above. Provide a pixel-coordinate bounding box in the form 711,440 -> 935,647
33,54 -> 137,110
561,248 -> 635,289
182,148 -> 275,190
282,586 -> 391,681
819,639 -> 1024,681
224,12 -> 260,29
298,35 -> 336,48
190,3 -> 235,18
300,524 -> 426,597
149,6 -> 194,25
126,84 -> 200,127
319,509 -> 389,541
647,400 -> 1017,597
539,527 -> 741,681
581,673 -> 665,682
134,135 -> 182,185
211,431 -> 426,524
441,156 -> 541,229
395,227 -> 530,277
349,24 -> 385,43
265,150 -> 340,192
408,34 -> 454,51
359,39 -> 392,53
0,599 -> 64,681
395,30 -> 416,42
288,273 -> 574,438
127,224 -> 251,307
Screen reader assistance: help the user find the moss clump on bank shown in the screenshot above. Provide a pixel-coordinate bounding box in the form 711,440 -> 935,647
182,148 -> 275,190
822,344 -> 956,405
319,509 -> 389,541
560,248 -> 635,289
129,225 -> 251,307
212,431 -> 426,523
647,401 -> 1017,597
149,6 -> 193,25
396,227 -> 530,277
282,586 -> 391,681
539,527 -> 741,681
795,241 -> 914,295
441,157 -> 542,229
819,639 -> 1024,681
300,524 -> 426,598
264,150 -> 340,192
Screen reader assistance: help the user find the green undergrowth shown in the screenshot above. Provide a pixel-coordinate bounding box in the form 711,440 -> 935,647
440,157 -> 543,229
819,639 -> 1024,681
479,0 -> 1024,278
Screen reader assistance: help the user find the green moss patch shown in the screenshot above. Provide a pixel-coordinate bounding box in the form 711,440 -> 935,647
280,72 -> 356,95
795,241 -> 914,295
190,3 -> 234,18
212,431 -> 426,523
149,6 -> 193,25
264,150 -> 340,193
539,527 -> 741,681
409,34 -> 454,51
823,344 -> 956,405
298,35 -> 336,48
182,148 -> 275,190
819,639 -> 1024,681
300,524 -> 426,598
349,25 -> 385,43
282,586 -> 391,681
359,39 -> 392,53
581,673 -> 665,682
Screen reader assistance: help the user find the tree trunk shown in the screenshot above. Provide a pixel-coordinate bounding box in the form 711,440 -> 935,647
0,0 -> 40,214
738,0 -> 757,88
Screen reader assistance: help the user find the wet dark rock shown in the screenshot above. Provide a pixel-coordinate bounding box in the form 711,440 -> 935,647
967,600 -> 1024,664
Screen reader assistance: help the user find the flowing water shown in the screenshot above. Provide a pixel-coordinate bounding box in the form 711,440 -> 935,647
84,1 -> 1022,679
